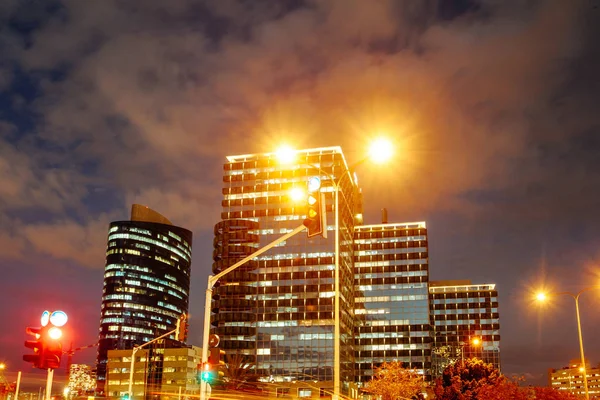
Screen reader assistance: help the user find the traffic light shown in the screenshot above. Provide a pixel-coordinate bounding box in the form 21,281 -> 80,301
23,326 -> 45,368
209,348 -> 226,367
303,176 -> 327,238
23,310 -> 67,370
175,315 -> 188,342
200,363 -> 214,382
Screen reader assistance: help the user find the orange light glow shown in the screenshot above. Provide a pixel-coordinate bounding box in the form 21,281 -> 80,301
368,137 -> 393,164
535,292 -> 548,302
472,338 -> 481,346
289,188 -> 305,203
275,145 -> 296,164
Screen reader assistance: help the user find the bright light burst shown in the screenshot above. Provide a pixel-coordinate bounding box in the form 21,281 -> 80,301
275,145 -> 296,164
289,187 -> 305,202
368,137 -> 393,164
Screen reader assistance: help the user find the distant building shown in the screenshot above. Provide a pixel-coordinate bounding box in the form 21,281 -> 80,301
549,359 -> 600,399
429,280 -> 501,377
354,221 -> 431,383
106,345 -> 202,399
96,204 -> 193,393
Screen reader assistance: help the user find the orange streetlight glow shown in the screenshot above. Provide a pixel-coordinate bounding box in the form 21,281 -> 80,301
368,137 -> 393,164
536,292 -> 548,302
472,337 -> 481,346
289,187 -> 305,203
275,145 -> 296,164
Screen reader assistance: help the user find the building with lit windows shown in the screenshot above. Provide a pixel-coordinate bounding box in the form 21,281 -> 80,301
96,205 -> 193,394
212,147 -> 359,398
105,345 -> 202,400
211,147 -> 501,395
354,221 -> 432,383
549,359 -> 600,399
429,280 -> 500,377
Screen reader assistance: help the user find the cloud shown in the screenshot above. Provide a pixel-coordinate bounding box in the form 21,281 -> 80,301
0,0 -> 598,379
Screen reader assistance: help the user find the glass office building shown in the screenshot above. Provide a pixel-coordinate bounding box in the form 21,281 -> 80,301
96,205 -> 193,393
429,280 -> 501,377
354,222 -> 432,383
212,147 -> 359,396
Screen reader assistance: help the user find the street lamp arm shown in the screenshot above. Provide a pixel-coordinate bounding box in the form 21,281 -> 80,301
209,224 -> 307,288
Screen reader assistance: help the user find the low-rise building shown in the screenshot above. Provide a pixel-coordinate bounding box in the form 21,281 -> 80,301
549,359 -> 600,399
106,344 -> 202,399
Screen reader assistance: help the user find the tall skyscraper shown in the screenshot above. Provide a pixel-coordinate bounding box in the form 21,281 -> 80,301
96,205 -> 192,393
429,280 -> 501,376
212,147 -> 359,397
354,221 -> 431,383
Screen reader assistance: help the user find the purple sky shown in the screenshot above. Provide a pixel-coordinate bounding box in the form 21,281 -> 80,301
1,0 -> 599,391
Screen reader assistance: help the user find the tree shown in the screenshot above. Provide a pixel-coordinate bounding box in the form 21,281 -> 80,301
433,358 -> 502,400
364,361 -> 425,400
221,351 -> 258,391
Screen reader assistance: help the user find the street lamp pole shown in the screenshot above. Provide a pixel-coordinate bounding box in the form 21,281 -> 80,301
537,288 -> 597,400
333,183 -> 341,400
573,292 -> 589,400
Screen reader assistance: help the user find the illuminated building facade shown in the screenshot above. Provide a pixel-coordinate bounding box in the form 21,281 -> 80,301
105,345 -> 202,399
354,222 -> 432,383
429,280 -> 501,376
96,205 -> 193,393
549,359 -> 600,398
213,147 -> 359,397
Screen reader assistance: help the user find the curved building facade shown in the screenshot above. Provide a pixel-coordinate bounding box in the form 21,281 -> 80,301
96,205 -> 192,393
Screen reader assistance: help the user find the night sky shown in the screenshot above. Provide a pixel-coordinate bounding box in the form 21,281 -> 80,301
1,0 -> 599,392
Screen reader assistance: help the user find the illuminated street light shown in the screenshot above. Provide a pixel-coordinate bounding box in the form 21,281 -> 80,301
535,287 -> 599,400
368,137 -> 393,164
289,187 -> 305,202
275,145 -> 296,164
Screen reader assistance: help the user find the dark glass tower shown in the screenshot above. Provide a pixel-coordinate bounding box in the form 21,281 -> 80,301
96,205 -> 192,393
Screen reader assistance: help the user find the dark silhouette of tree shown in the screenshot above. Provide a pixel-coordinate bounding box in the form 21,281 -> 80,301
220,351 -> 258,391
433,358 -> 502,400
364,361 -> 426,400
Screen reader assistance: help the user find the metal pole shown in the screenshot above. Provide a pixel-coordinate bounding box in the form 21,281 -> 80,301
333,185 -> 340,400
178,386 -> 182,400
15,371 -> 21,400
574,295 -> 589,400
199,284 -> 212,400
200,224 -> 307,400
44,369 -> 53,400
127,347 -> 138,399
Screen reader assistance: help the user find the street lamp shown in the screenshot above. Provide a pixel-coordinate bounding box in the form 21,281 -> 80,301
459,337 -> 481,365
535,287 -> 599,400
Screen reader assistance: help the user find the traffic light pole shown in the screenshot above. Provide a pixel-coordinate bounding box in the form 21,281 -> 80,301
45,369 -> 53,400
200,224 -> 307,400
